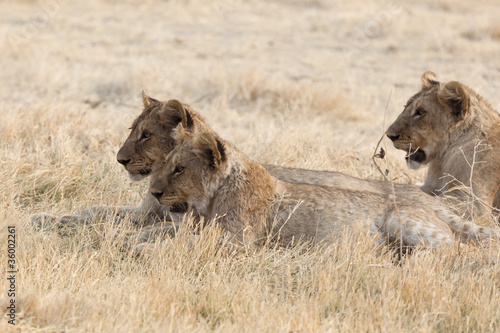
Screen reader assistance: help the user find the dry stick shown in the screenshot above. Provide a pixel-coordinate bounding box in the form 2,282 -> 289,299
469,143 -> 477,222
457,141 -> 483,224
465,140 -> 491,223
372,90 -> 404,276
372,135 -> 389,182
466,141 -> 495,307
371,88 -> 391,182
458,141 -> 491,246
378,90 -> 391,332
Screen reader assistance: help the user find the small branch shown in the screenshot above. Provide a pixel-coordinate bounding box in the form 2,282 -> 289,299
372,89 -> 393,182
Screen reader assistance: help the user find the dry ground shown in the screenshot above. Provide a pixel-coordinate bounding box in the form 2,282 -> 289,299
1,0 -> 500,331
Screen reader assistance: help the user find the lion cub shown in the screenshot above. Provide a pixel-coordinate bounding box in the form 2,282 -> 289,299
149,127 -> 491,251
387,72 -> 500,222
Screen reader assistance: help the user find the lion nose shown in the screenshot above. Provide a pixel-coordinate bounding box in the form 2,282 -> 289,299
151,190 -> 164,200
386,133 -> 400,142
117,158 -> 131,166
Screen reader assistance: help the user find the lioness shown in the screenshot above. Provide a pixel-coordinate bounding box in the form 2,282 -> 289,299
149,127 -> 496,250
386,72 -> 500,222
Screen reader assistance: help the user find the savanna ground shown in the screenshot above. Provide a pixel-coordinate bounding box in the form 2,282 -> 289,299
1,0 -> 500,331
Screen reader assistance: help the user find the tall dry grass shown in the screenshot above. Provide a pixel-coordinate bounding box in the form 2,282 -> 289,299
1,0 -> 500,331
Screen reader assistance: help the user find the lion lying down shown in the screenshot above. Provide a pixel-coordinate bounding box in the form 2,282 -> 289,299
147,125 -> 499,251
31,93 -> 448,228
32,93 -> 499,250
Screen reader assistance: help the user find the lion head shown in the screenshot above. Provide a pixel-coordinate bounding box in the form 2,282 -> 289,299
149,128 -> 227,214
386,71 -> 471,169
116,92 -> 198,181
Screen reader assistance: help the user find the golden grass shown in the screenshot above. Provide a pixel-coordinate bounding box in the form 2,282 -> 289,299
1,0 -> 500,331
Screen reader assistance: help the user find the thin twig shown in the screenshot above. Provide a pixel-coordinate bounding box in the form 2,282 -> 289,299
374,90 -> 405,274
372,134 -> 389,182
372,90 -> 392,182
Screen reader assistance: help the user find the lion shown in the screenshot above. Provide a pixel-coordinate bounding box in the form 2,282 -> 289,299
147,127 -> 499,252
111,92 -> 495,242
114,92 -> 215,218
112,93 -> 453,216
386,72 -> 500,222
31,93 -> 201,229
32,91 -> 496,247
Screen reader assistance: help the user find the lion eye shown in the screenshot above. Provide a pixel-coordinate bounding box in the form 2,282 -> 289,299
172,166 -> 184,175
140,131 -> 151,141
414,107 -> 426,117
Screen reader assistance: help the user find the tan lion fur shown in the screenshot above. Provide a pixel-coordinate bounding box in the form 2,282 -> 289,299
32,93 -> 211,227
33,91 -> 499,246
149,128 -> 500,251
114,93 -> 498,242
113,92 -> 214,220
387,72 -> 500,222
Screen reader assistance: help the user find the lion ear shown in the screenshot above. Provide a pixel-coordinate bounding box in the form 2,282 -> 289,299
172,122 -> 189,143
142,91 -> 160,108
162,99 -> 194,129
438,81 -> 470,121
421,71 -> 440,89
194,133 -> 226,171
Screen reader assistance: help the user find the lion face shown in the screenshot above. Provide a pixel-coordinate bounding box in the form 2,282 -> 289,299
386,72 -> 470,169
149,130 -> 227,214
116,92 -> 194,181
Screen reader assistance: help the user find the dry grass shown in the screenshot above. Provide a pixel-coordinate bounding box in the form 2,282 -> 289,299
1,0 -> 500,331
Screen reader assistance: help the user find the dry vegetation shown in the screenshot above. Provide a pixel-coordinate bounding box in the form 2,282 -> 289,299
1,0 -> 500,331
